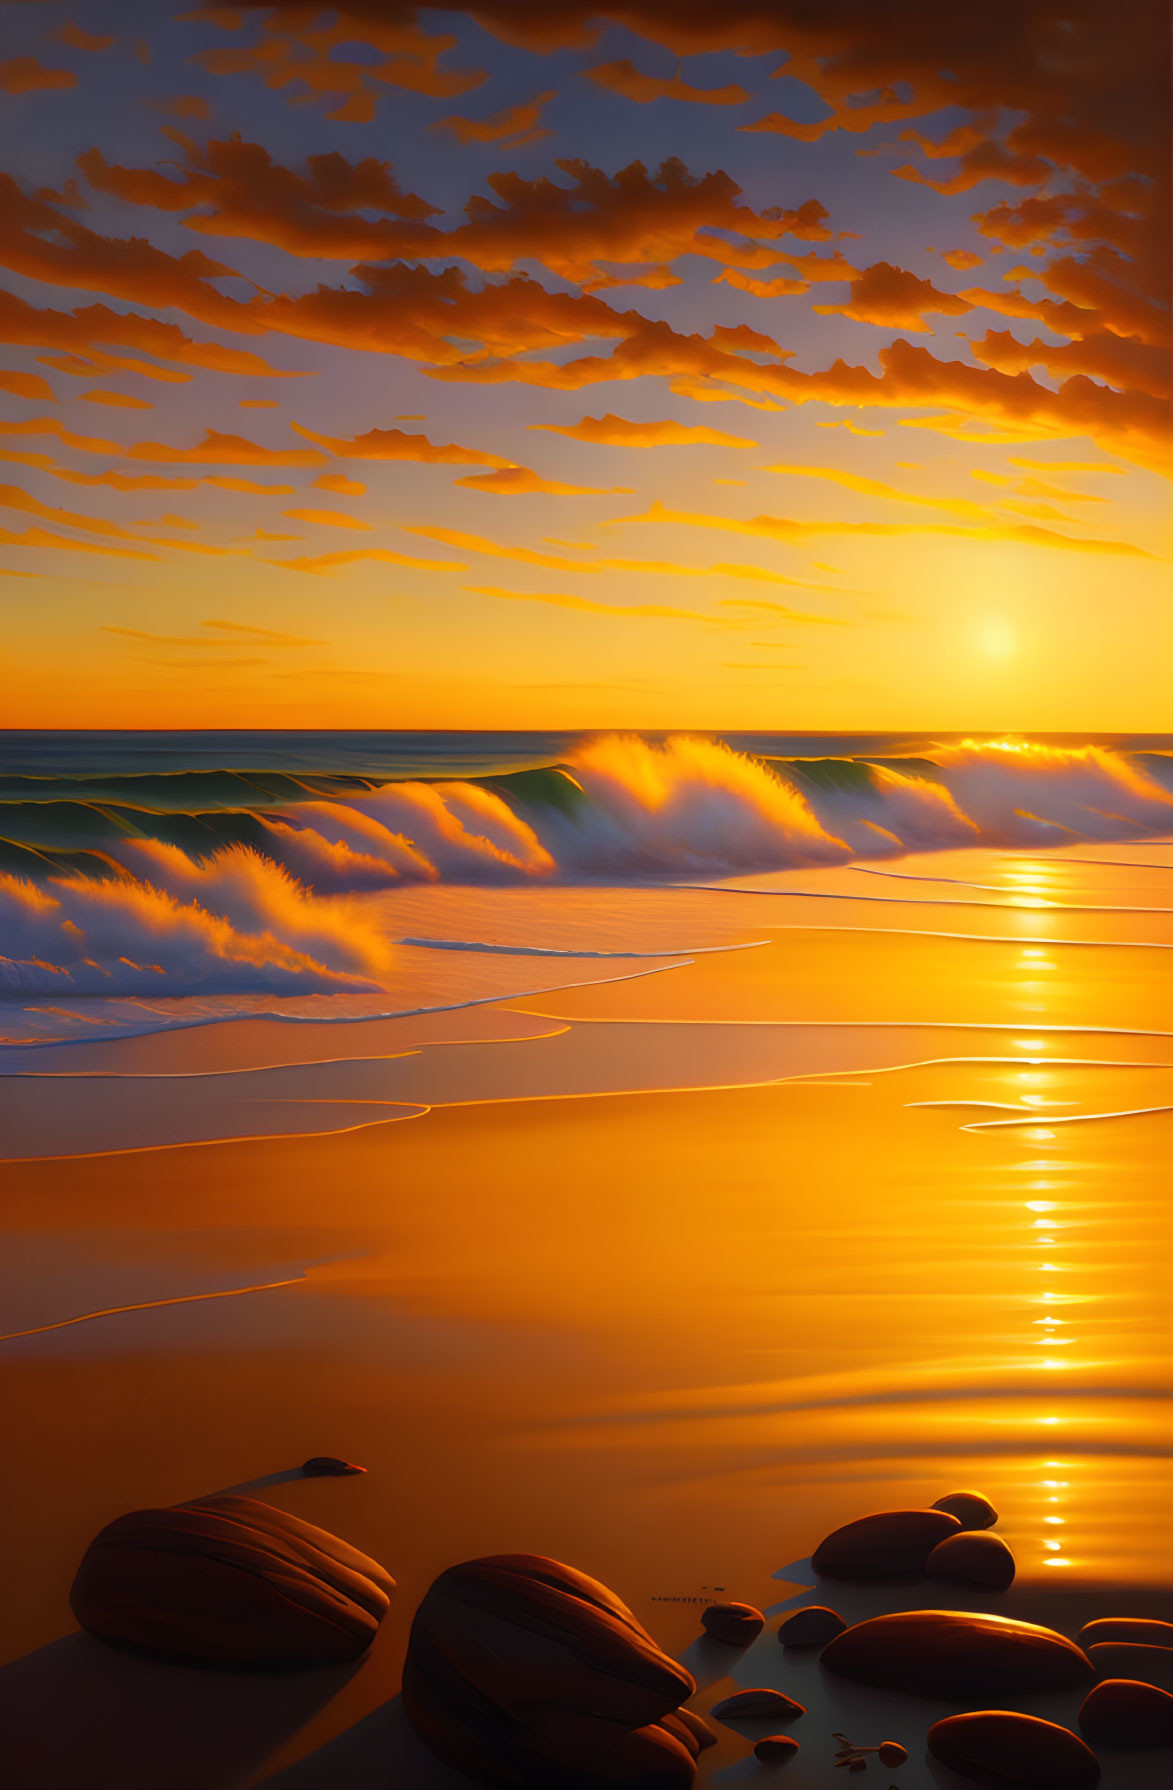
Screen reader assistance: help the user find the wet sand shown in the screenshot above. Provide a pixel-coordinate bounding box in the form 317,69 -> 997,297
1,842 -> 1171,1787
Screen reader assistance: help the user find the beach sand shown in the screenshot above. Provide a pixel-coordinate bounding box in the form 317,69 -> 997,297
1,843 -> 1171,1787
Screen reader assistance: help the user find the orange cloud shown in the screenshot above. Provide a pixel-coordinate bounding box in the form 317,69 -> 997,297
0,483 -> 148,540
813,262 -> 972,331
79,389 -> 154,409
239,399 -> 280,409
0,417 -> 119,453
205,476 -> 298,494
615,498 -> 1154,557
433,90 -> 554,144
529,413 -> 756,448
713,270 -> 808,300
0,523 -> 156,560
80,136 -> 439,261
197,12 -> 486,119
0,371 -> 54,401
403,527 -> 596,573
968,327 -> 1171,400
127,431 -> 326,465
760,463 -> 998,522
313,473 -> 366,496
291,422 -> 514,466
152,95 -> 211,119
453,468 -> 636,496
0,290 -> 305,379
463,585 -> 743,624
267,547 -> 468,575
281,508 -> 372,530
0,59 -> 76,95
585,60 -> 749,106
941,249 -> 984,271
56,23 -> 114,53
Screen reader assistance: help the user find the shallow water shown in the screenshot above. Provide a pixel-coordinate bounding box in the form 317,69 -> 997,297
1,793 -> 1171,1784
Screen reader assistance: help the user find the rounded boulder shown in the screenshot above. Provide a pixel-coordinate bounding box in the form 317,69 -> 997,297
1079,1617 -> 1173,1650
710,1689 -> 804,1723
778,1605 -> 845,1647
401,1554 -> 701,1789
1079,1678 -> 1173,1748
928,1711 -> 1099,1789
932,1490 -> 998,1530
700,1602 -> 763,1646
820,1610 -> 1094,1699
69,1494 -> 394,1669
927,1531 -> 1016,1591
1088,1643 -> 1173,1692
754,1734 -> 799,1763
811,1508 -> 960,1580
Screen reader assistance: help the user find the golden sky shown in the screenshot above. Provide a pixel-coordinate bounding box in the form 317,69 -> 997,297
0,0 -> 1169,730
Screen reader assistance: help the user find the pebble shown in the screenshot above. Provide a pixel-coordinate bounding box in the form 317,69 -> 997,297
301,1455 -> 367,1476
928,1711 -> 1100,1788
820,1610 -> 1095,1698
1079,1678 -> 1173,1748
753,1734 -> 799,1763
1088,1642 -> 1173,1692
700,1601 -> 764,1646
1079,1617 -> 1173,1649
777,1605 -> 846,1646
69,1494 -> 394,1668
811,1508 -> 960,1580
932,1490 -> 999,1530
927,1530 -> 1016,1591
710,1688 -> 805,1722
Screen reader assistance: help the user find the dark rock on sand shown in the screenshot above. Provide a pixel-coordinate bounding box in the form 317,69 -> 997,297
301,1456 -> 367,1477
700,1601 -> 764,1645
1079,1679 -> 1173,1748
69,1494 -> 394,1669
927,1531 -> 1016,1591
932,1490 -> 998,1530
821,1611 -> 1095,1699
1079,1617 -> 1173,1650
1088,1643 -> 1173,1692
710,1689 -> 804,1722
928,1711 -> 1100,1789
753,1734 -> 799,1763
668,1709 -> 718,1753
778,1605 -> 846,1647
401,1553 -> 701,1788
812,1509 -> 960,1580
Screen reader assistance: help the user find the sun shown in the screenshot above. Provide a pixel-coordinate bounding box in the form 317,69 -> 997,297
976,617 -> 1017,661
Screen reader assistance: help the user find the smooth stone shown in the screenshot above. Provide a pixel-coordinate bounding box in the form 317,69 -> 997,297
778,1605 -> 846,1647
301,1456 -> 367,1476
1079,1679 -> 1173,1748
754,1735 -> 799,1764
700,1601 -> 764,1646
928,1711 -> 1100,1789
932,1490 -> 999,1531
1079,1618 -> 1173,1650
710,1688 -> 804,1722
1089,1643 -> 1173,1692
69,1494 -> 394,1668
670,1709 -> 718,1753
812,1508 -> 960,1580
927,1531 -> 1016,1591
401,1554 -> 699,1789
821,1611 -> 1095,1699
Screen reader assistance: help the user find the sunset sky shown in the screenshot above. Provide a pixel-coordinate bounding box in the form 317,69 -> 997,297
1,0 -> 1169,731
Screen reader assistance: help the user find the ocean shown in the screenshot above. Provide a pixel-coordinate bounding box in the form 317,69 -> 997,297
1,731 -> 1171,1788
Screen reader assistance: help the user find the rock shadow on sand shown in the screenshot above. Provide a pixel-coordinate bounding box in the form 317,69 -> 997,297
0,1632 -> 356,1790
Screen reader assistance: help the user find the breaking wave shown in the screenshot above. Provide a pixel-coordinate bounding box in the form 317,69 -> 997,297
2,734 -> 1172,1008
